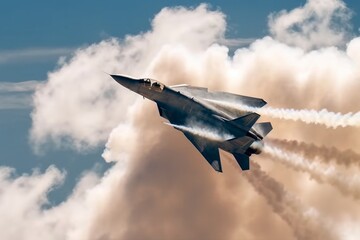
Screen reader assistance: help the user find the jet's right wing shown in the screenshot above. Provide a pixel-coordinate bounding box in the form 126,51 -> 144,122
158,102 -> 223,172
182,132 -> 222,172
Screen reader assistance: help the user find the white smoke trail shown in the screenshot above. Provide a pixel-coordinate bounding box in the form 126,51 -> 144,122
268,138 -> 360,168
204,99 -> 360,129
263,144 -> 360,199
224,155 -> 336,240
164,122 -> 234,141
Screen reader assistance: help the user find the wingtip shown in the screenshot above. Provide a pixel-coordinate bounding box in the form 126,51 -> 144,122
211,161 -> 223,172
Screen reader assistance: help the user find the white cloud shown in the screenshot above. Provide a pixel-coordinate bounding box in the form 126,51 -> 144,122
347,37 -> 360,65
0,166 -> 65,239
217,38 -> 256,48
102,120 -> 138,163
0,80 -> 42,92
269,0 -> 352,50
0,81 -> 43,109
0,48 -> 74,64
30,39 -> 139,151
0,163 -> 129,240
0,94 -> 33,109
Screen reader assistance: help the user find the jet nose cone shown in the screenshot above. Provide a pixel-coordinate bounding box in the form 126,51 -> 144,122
110,74 -> 139,91
110,74 -> 134,85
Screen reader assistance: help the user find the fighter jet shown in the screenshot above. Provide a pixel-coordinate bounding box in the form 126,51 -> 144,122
111,74 -> 272,172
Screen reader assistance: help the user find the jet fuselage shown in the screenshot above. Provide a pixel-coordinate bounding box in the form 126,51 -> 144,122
111,74 -> 272,171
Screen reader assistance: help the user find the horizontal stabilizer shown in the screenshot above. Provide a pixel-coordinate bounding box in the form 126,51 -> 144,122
233,153 -> 250,170
229,113 -> 260,131
253,122 -> 273,138
221,136 -> 254,153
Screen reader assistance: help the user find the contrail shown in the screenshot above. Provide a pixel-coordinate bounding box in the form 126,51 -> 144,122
223,154 -> 336,240
164,122 -> 234,141
263,144 -> 360,200
268,138 -> 360,168
204,99 -> 360,128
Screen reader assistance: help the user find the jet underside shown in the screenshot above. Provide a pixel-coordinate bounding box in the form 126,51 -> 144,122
111,75 -> 272,172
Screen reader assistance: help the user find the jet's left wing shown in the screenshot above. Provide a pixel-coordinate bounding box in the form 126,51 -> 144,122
182,132 -> 222,172
170,85 -> 267,108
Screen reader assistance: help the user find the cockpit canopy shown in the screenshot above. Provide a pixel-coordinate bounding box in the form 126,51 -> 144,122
141,78 -> 164,92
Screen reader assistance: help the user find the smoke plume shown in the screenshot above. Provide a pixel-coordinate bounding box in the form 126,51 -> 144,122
268,138 -> 360,168
205,99 -> 360,129
164,122 -> 234,141
263,144 -> 360,200
240,160 -> 335,240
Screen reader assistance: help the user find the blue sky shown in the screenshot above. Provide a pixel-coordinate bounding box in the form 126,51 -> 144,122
1,1 -> 360,239
1,1 -> 311,81
1,0 -> 360,80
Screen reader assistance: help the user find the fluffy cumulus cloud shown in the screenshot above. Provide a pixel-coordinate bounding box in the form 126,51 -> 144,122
0,166 -> 65,239
269,0 -> 352,50
0,163 -> 130,240
30,40 -> 137,150
2,1 -> 360,239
